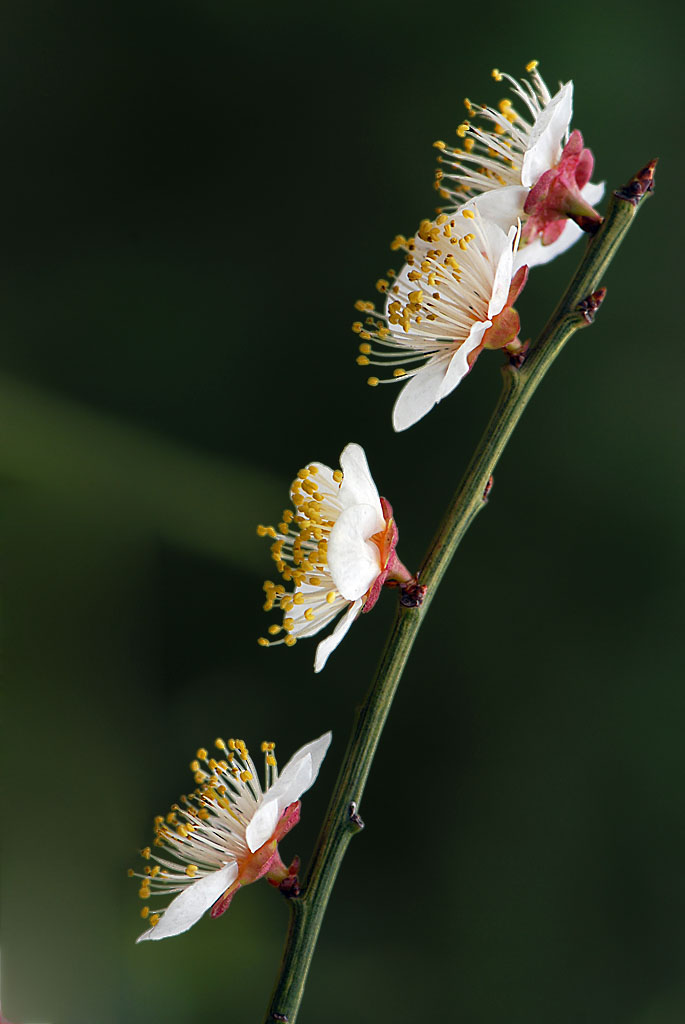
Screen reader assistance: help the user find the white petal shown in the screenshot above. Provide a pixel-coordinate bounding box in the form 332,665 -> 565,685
281,731 -> 332,794
245,797 -> 281,853
521,81 -> 573,188
328,504 -> 383,601
391,355 -> 451,432
488,223 -> 518,318
514,182 -> 604,272
136,861 -> 239,942
467,187 -> 528,232
582,180 -> 605,207
314,598 -> 363,672
338,444 -> 383,518
436,323 -> 489,401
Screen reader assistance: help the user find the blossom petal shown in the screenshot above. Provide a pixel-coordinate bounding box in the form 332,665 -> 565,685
436,322 -> 489,401
391,355 -> 451,432
328,504 -> 383,601
246,732 -> 332,851
468,187 -> 528,233
245,797 -> 281,854
521,81 -> 573,188
314,597 -> 363,672
514,180 -> 605,271
488,223 -> 519,318
338,444 -> 383,519
136,861 -> 239,942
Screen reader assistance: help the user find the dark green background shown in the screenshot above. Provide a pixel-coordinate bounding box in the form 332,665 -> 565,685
0,0 -> 680,1022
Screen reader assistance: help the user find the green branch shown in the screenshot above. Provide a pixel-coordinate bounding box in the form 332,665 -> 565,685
263,159 -> 656,1024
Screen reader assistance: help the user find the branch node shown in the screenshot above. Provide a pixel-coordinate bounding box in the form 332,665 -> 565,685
348,801 -> 365,831
399,575 -> 427,608
578,287 -> 607,325
271,1014 -> 290,1022
614,158 -> 657,205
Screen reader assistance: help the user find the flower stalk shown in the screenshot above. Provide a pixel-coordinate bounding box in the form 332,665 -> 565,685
263,159 -> 656,1024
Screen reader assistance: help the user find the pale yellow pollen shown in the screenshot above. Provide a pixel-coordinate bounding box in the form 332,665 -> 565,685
525,59 -> 538,72
332,469 -> 343,484
492,68 -> 503,81
393,368 -> 407,378
461,209 -> 475,219
185,864 -> 199,877
367,377 -> 380,387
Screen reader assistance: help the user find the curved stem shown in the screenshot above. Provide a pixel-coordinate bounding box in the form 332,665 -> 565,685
263,160 -> 655,1024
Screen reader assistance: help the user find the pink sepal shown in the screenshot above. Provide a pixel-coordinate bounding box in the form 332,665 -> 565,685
523,130 -> 601,244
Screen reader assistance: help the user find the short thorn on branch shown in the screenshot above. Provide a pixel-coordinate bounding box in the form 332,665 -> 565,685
399,575 -> 427,608
614,158 -> 657,205
271,1014 -> 290,1023
348,801 -> 365,831
483,475 -> 494,503
578,287 -> 607,325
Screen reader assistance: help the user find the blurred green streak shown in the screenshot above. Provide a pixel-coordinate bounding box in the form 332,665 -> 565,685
0,372 -> 280,570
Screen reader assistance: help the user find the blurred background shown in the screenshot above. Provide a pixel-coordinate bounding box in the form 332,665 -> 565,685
0,0 -> 681,1021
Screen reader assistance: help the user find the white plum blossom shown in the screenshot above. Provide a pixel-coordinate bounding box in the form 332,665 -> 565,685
258,443 -> 412,671
355,206 -> 527,431
133,732 -> 331,941
433,60 -> 604,269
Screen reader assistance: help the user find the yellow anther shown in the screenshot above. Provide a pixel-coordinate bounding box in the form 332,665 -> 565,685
464,138 -> 475,152
351,321 -> 362,334
458,237 -> 469,251
433,140 -> 446,150
407,290 -> 423,305
127,868 -> 135,877
150,866 -> 160,877
492,68 -> 503,82
215,737 -> 226,750
464,233 -> 474,243
390,234 -> 407,251
359,330 -> 371,341
149,914 -> 160,927
359,342 -> 371,355
257,637 -> 269,647
304,609 -> 315,622
456,122 -> 470,138
284,635 -> 297,647
367,377 -> 380,387
140,906 -> 150,919
266,754 -> 277,767
138,885 -> 150,899
283,618 -> 294,631
356,355 -> 370,366
190,759 -> 200,772
196,748 -> 208,761
376,279 -> 389,293
228,739 -> 236,750
461,209 -> 475,219
332,470 -> 343,484
293,593 -> 304,604
268,624 -> 282,635
436,214 -> 448,225
240,770 -> 253,782
141,847 -> 151,860
325,591 -> 337,605
498,98 -> 512,113
525,59 -> 538,72
185,864 -> 198,877
393,368 -> 407,377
